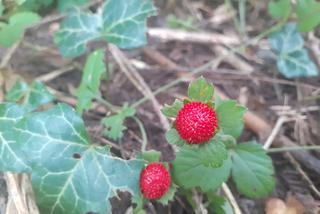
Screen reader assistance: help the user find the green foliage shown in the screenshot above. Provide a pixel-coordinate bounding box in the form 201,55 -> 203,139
102,105 -> 136,140
216,100 -> 247,139
5,80 -> 54,111
157,184 -> 176,205
268,0 -> 291,20
0,12 -> 40,47
173,153 -> 232,192
20,0 -> 53,11
161,99 -> 183,118
188,77 -> 214,102
0,103 -> 144,214
76,49 -> 106,114
0,1 -> 4,16
141,150 -> 161,163
296,0 -> 320,32
166,14 -> 194,31
207,193 -> 234,214
269,23 -> 318,78
165,129 -> 186,146
231,142 -> 275,198
197,140 -> 228,168
55,0 -> 157,57
58,0 -> 88,12
0,103 -> 30,172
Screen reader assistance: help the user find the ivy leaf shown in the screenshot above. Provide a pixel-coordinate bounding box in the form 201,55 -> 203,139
231,142 -> 275,198
268,0 -> 291,20
58,0 -> 88,12
76,49 -> 106,114
0,12 -> 41,47
161,99 -> 183,118
102,105 -> 136,140
173,148 -> 231,192
55,0 -> 157,57
269,23 -> 319,78
296,0 -> 320,32
188,77 -> 214,102
165,129 -> 186,146
6,80 -> 54,111
216,100 -> 247,139
14,103 -> 144,214
0,103 -> 30,172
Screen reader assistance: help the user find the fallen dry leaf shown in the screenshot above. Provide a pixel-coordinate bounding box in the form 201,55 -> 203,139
265,196 -> 305,214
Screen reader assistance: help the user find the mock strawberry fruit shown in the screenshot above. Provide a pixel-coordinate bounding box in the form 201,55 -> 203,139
175,102 -> 218,144
140,163 -> 171,199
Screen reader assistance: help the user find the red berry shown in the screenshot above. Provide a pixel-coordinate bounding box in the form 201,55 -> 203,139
175,102 -> 218,144
140,163 -> 171,199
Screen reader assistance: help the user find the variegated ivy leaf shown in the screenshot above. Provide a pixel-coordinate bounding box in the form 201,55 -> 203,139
55,0 -> 157,57
13,104 -> 144,214
0,103 -> 30,172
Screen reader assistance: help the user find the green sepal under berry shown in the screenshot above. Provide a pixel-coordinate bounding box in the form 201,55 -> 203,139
161,99 -> 183,118
188,76 -> 214,102
156,184 -> 177,205
140,150 -> 161,163
231,141 -> 275,198
173,149 -> 232,192
215,100 -> 247,139
165,128 -> 187,146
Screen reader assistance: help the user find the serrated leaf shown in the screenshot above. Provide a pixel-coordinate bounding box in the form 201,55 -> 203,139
216,100 -> 246,139
207,193 -> 234,214
58,0 -> 87,12
173,148 -> 231,192
268,0 -> 291,20
161,99 -> 183,118
5,79 -> 29,102
0,12 -> 41,47
157,184 -> 176,205
0,103 -> 30,172
188,77 -> 214,102
5,80 -> 54,111
76,49 -> 106,113
102,105 -> 136,140
215,133 -> 237,149
231,142 -> 275,198
13,103 -> 144,214
55,0 -> 157,57
141,150 -> 161,163
165,129 -> 185,146
296,0 -> 320,32
269,23 -> 319,78
197,139 -> 228,168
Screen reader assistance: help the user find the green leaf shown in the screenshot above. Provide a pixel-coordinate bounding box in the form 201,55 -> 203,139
0,12 -> 41,47
58,0 -> 88,12
268,0 -> 291,20
5,80 -> 54,111
207,193 -> 234,214
76,49 -> 106,113
269,23 -> 319,78
165,129 -> 185,146
0,103 -> 30,172
173,148 -> 231,192
296,0 -> 320,32
161,99 -> 183,118
19,0 -> 53,11
141,150 -> 161,163
13,103 -> 144,214
231,142 -> 275,198
197,139 -> 228,168
157,185 -> 176,205
102,105 -> 136,140
55,0 -> 157,57
5,79 -> 29,102
216,100 -> 246,139
0,2 -> 4,16
188,77 -> 214,102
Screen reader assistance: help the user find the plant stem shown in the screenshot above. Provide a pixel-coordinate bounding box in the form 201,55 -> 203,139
94,94 -> 121,112
268,145 -> 320,153
133,116 -> 148,152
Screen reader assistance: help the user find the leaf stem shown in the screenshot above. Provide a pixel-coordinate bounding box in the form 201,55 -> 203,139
133,116 -> 148,152
267,145 -> 320,153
